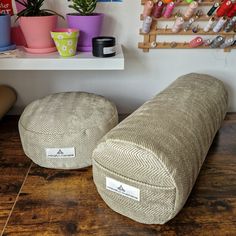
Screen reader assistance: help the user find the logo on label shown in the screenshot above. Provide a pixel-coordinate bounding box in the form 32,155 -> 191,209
106,177 -> 140,201
57,149 -> 64,155
45,147 -> 75,159
118,185 -> 125,192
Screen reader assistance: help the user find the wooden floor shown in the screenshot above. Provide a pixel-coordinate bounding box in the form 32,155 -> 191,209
0,115 -> 236,236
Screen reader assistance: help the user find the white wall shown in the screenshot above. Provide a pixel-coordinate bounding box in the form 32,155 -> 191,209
1,0 -> 236,114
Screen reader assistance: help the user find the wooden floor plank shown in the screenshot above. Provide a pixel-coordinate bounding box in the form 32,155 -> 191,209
1,115 -> 236,236
209,115 -> 236,155
0,116 -> 32,234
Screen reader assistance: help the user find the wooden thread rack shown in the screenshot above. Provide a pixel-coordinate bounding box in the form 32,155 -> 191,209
139,0 -> 236,52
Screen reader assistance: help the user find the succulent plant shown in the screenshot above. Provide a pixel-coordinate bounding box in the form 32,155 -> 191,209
15,0 -> 63,18
69,0 -> 98,16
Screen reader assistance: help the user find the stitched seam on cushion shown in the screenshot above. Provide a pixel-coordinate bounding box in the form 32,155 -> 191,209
94,138 -> 178,211
94,159 -> 176,223
93,158 -> 175,190
95,184 -> 167,225
102,139 -> 177,187
18,111 -> 118,135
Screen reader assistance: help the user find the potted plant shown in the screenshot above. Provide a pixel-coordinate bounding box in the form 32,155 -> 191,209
15,0 -> 63,53
67,0 -> 104,52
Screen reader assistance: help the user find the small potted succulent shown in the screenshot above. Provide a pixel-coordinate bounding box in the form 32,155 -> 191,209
67,0 -> 104,52
15,0 -> 63,53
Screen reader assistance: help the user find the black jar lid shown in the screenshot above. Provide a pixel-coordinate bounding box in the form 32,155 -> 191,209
92,37 -> 116,45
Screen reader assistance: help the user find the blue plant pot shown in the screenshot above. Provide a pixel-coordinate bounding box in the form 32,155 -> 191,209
0,14 -> 11,48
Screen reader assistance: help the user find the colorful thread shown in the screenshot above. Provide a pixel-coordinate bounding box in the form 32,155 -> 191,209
152,1 -> 165,18
224,16 -> 236,32
207,2 -> 219,17
172,17 -> 184,33
213,16 -> 228,32
211,36 -> 225,48
143,0 -> 154,17
142,16 -> 153,33
204,17 -> 215,32
163,2 -> 175,18
189,37 -> 203,48
216,0 -> 233,17
184,1 -> 198,19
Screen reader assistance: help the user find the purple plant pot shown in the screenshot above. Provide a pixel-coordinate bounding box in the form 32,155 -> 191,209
67,13 -> 104,52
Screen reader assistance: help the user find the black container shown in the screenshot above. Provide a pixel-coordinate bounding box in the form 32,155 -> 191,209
92,37 -> 116,57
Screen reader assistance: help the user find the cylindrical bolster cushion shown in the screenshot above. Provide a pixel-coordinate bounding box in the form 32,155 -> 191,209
92,73 -> 228,224
0,85 -> 17,119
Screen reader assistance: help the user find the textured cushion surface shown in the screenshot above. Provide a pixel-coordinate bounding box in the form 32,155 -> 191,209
19,92 -> 118,169
92,73 -> 228,224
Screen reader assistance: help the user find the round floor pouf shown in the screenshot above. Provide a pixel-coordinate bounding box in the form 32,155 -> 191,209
19,92 -> 118,169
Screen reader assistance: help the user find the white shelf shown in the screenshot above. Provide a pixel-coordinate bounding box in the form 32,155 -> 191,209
0,45 -> 124,71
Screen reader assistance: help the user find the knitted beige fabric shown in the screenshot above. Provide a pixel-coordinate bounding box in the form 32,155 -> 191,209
92,73 -> 228,224
19,92 -> 118,169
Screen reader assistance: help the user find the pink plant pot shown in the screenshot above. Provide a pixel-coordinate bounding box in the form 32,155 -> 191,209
11,26 -> 27,46
19,15 -> 58,49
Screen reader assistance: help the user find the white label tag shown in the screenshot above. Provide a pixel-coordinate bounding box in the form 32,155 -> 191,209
45,147 -> 75,158
103,46 -> 116,55
106,177 -> 140,201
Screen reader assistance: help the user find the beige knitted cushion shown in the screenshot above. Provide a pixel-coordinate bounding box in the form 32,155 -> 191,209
92,73 -> 228,224
19,92 -> 118,169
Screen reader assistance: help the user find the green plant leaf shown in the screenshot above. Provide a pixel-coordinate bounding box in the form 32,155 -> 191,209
16,0 -> 64,18
69,0 -> 97,16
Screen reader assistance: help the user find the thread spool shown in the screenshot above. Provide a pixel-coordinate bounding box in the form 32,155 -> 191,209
213,16 -> 228,32
152,1 -> 165,18
163,2 -> 175,18
143,0 -> 154,17
142,16 -> 153,33
185,0 -> 194,3
189,37 -> 203,48
204,39 -> 213,46
204,17 -> 216,32
175,0 -> 182,3
224,16 -> 236,31
184,1 -> 198,19
174,10 -> 182,18
232,35 -> 236,45
0,86 -> 17,119
192,25 -> 199,33
211,35 -> 225,48
227,3 -> 236,17
184,18 -> 195,31
195,9 -> 203,18
162,0 -> 173,3
207,2 -> 220,17
220,37 -> 235,48
172,17 -> 184,33
216,0 -> 233,17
